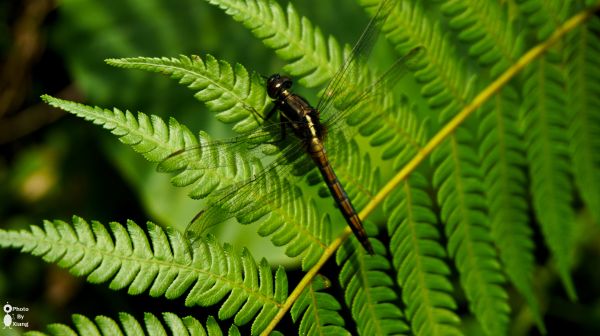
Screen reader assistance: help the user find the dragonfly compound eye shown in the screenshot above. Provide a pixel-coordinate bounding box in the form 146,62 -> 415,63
267,74 -> 293,99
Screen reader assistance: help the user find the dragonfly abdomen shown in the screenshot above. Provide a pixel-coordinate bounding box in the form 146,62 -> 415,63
308,138 -> 375,255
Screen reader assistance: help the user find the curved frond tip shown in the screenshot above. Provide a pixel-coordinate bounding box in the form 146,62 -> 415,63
106,54 -> 271,133
204,0 -> 342,87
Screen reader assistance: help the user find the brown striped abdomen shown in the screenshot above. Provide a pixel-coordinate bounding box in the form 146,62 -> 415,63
308,138 -> 374,254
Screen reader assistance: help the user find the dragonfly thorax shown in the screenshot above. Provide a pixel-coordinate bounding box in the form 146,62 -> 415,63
266,74 -> 293,99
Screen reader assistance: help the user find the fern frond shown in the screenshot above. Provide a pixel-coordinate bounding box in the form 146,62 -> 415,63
372,95 -> 429,170
0,217 -> 287,334
336,224 -> 409,335
106,54 -> 271,133
41,95 -> 196,163
516,0 -> 572,40
28,313 -> 236,336
440,0 -> 523,75
431,133 -> 510,336
520,54 -> 577,299
204,0 -> 341,87
477,87 -> 542,328
41,95 -> 331,266
40,95 -> 242,200
290,275 -> 349,335
565,17 -> 600,224
360,0 -> 472,117
384,172 -> 462,336
257,194 -> 331,270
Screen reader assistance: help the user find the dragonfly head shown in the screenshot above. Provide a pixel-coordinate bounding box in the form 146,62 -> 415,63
266,74 -> 293,99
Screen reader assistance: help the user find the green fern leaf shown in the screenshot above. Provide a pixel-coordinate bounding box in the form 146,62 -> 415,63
290,275 -> 350,335
372,95 -> 429,170
384,172 -> 462,336
440,0 -> 524,76
106,54 -> 270,133
26,313 -> 236,336
477,87 -> 543,329
0,217 -> 287,335
520,54 -> 577,299
39,95 -> 243,201
565,17 -> 600,224
362,0 -> 472,117
41,95 -> 197,164
203,0 -> 341,88
336,223 -> 409,335
519,0 -> 576,299
516,0 -> 572,40
432,132 -> 510,336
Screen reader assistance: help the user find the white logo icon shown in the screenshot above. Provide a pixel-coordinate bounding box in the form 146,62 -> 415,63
3,303 -> 12,329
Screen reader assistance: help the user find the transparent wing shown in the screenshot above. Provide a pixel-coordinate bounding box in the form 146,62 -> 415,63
322,46 -> 426,130
157,120 -> 292,173
183,146 -> 311,238
157,118 -> 312,236
316,0 -> 394,116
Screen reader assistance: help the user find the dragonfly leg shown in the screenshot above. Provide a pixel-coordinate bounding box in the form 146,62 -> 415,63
279,114 -> 287,141
264,104 -> 279,120
261,113 -> 288,145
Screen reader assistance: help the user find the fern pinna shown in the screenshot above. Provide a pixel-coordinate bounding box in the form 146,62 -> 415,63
1,0 -> 599,335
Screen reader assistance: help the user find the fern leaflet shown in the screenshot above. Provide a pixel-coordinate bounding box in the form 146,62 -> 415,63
440,0 -> 523,76
520,54 -> 577,299
290,275 -> 349,335
362,0 -> 473,118
0,217 -> 287,335
477,88 -> 542,328
203,0 -> 341,88
384,172 -> 462,336
516,0 -> 572,40
26,313 -> 239,336
432,132 -> 510,336
106,54 -> 270,134
565,17 -> 600,224
336,223 -> 409,335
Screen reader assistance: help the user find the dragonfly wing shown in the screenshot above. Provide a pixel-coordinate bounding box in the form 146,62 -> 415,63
324,46 -> 426,129
316,48 -> 426,209
316,0 -> 394,115
157,122 -> 284,173
183,142 -> 307,238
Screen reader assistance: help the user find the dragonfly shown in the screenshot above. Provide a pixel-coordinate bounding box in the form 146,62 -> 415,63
159,0 -> 423,255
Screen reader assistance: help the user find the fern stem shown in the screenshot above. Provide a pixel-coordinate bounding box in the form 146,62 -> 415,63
260,4 -> 600,334
261,229 -> 351,335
